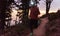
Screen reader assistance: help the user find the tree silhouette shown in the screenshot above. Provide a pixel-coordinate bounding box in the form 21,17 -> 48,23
0,0 -> 14,30
46,0 -> 53,15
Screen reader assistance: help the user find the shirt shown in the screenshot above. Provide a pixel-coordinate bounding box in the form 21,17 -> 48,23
30,6 -> 40,20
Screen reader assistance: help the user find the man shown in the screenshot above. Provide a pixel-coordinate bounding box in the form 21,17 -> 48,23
29,5 -> 40,36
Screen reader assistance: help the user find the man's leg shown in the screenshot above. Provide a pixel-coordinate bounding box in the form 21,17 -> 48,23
33,20 -> 38,29
29,19 -> 34,36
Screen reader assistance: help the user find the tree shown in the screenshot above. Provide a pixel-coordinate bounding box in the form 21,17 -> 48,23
46,0 -> 53,15
0,0 -> 14,30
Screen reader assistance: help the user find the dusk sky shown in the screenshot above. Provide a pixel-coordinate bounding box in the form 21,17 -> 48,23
38,0 -> 60,14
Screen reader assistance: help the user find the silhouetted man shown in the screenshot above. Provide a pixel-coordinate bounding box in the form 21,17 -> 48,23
29,5 -> 40,36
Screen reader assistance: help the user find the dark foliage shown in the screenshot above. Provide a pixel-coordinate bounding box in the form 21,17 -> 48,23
0,0 -> 14,30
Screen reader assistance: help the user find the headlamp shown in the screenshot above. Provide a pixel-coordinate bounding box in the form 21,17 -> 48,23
29,0 -> 36,7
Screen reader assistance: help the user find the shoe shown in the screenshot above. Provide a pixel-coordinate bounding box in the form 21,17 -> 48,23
30,32 -> 33,36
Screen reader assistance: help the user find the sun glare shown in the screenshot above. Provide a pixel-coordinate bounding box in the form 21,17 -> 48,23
11,9 -> 17,20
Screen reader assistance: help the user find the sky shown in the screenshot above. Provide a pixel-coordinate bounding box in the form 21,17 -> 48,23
38,0 -> 60,15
